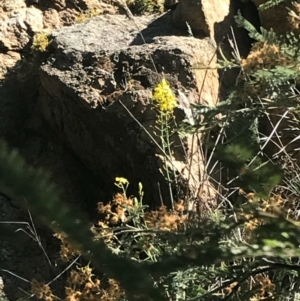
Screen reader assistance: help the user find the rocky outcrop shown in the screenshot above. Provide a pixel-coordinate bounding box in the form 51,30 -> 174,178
169,0 -> 259,47
0,0 -> 116,79
167,0 -> 260,92
171,0 -> 231,39
38,13 -> 219,206
0,0 -> 259,218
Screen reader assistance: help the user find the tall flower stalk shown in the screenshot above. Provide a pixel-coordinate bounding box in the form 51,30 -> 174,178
153,78 -> 177,209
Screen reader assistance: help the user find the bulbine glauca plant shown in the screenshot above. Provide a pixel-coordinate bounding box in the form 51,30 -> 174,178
96,177 -> 188,263
153,78 -> 177,113
152,78 -> 178,209
114,177 -> 130,199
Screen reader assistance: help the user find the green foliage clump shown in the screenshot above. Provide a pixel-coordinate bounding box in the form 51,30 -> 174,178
31,32 -> 51,52
75,8 -> 101,23
126,0 -> 164,14
2,136 -> 300,300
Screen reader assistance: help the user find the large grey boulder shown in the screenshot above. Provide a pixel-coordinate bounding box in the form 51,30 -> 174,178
39,13 -> 220,206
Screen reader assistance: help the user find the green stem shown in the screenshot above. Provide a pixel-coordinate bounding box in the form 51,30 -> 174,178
160,111 -> 174,210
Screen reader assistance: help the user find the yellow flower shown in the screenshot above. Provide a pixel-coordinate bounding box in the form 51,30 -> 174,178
32,32 -> 50,52
115,177 -> 129,185
153,78 -> 177,112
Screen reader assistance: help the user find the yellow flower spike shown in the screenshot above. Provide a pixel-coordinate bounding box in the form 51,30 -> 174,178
138,182 -> 144,196
115,177 -> 129,185
153,78 -> 177,112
